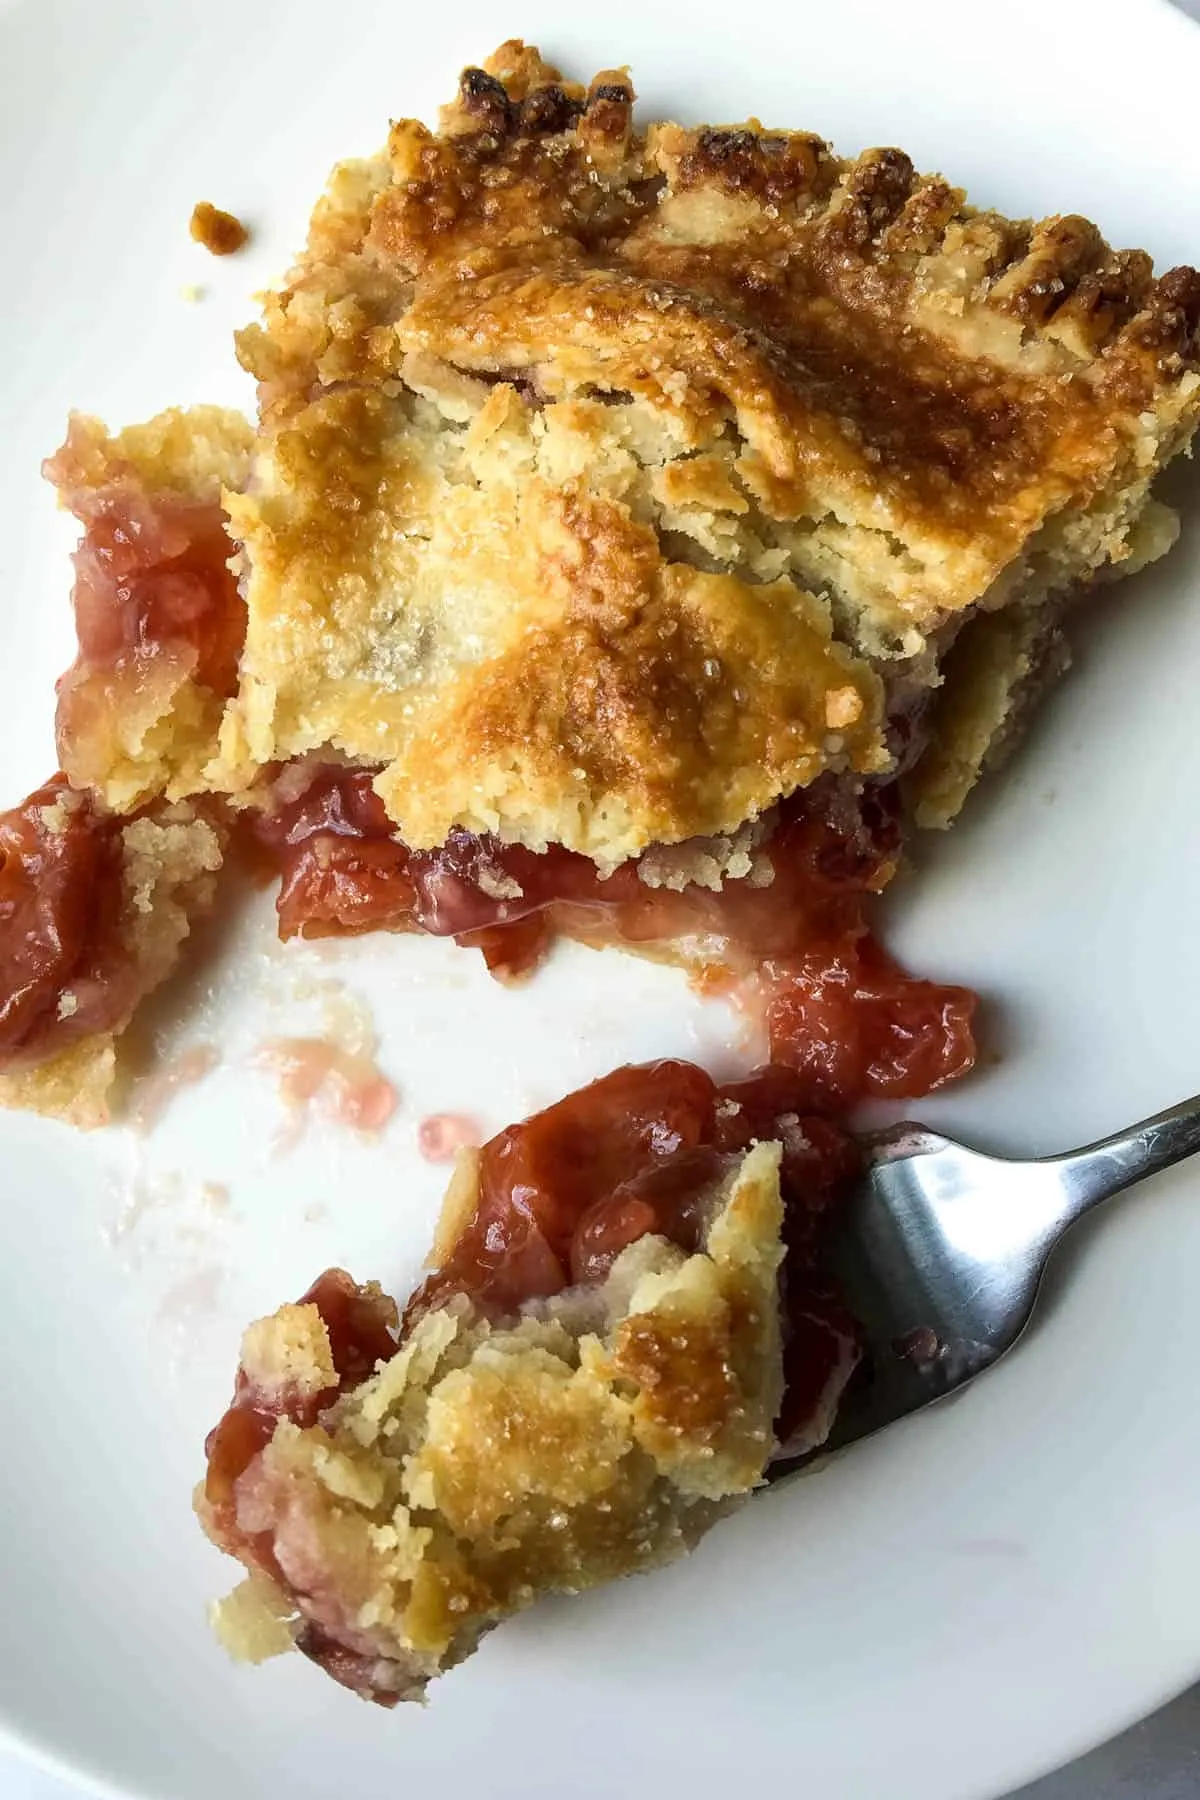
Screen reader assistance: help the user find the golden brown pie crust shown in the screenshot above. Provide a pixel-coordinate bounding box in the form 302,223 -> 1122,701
215,40 -> 1199,857
200,1141 -> 785,1700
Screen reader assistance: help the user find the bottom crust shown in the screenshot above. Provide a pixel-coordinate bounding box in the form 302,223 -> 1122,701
908,497 -> 1180,829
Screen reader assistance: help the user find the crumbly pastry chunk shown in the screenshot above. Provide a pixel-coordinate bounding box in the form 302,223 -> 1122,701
199,1059 -> 866,1701
221,40 -> 1200,851
0,407 -> 246,1127
48,406 -> 253,814
219,383 -> 886,861
0,779 -> 224,1127
189,202 -> 250,257
201,1144 -> 785,1701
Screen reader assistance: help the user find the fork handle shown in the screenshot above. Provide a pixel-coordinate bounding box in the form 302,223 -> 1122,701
1049,1093 -> 1200,1223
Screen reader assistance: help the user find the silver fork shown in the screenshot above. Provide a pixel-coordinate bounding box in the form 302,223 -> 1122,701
770,1094 -> 1200,1479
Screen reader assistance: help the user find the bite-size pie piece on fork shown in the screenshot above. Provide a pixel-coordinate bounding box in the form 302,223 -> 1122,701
198,1059 -> 862,1703
0,407 -> 250,1125
211,39 -> 1196,1009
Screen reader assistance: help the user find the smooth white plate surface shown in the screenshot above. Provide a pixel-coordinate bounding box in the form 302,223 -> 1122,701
1,2 -> 1199,1797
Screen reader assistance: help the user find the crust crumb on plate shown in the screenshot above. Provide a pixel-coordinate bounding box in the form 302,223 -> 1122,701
190,202 -> 250,256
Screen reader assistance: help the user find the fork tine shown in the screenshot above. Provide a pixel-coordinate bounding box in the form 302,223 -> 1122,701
770,1094 -> 1200,1484
770,1127 -> 1026,1482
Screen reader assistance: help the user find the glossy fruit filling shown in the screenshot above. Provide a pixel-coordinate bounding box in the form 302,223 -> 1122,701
203,1055 -> 866,1562
759,936 -> 977,1109
405,1059 -> 858,1317
50,462 -> 245,784
202,1266 -> 399,1546
252,763 -> 897,969
249,760 -> 977,1107
0,775 -> 137,1064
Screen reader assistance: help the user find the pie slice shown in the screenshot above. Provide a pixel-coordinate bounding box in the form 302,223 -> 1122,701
7,45 -> 1197,1127
175,40 -> 1194,1061
215,38 -> 1199,862
198,1058 -> 862,1702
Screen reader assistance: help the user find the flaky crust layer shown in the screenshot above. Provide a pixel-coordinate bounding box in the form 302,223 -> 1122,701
0,801 -> 223,1127
219,382 -> 886,859
201,1142 -> 785,1700
217,41 -> 1200,860
47,407 -> 254,812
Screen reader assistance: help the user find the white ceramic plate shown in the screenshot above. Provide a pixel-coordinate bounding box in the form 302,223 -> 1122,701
2,2 -> 1199,1796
